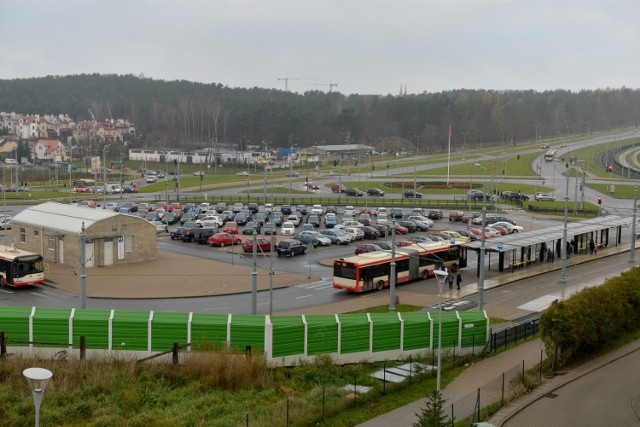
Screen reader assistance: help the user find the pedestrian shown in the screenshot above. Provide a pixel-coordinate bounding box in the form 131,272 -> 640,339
547,247 -> 553,263
556,240 -> 562,258
589,239 -> 595,255
447,271 -> 454,290
456,270 -> 462,290
567,241 -> 573,259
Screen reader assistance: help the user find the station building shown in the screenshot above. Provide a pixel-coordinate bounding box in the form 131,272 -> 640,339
11,202 -> 157,268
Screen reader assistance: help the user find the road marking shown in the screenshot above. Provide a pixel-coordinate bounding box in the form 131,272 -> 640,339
296,294 -> 312,300
0,288 -> 13,294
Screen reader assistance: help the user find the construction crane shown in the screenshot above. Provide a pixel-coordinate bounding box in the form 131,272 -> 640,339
277,76 -> 320,91
308,81 -> 338,93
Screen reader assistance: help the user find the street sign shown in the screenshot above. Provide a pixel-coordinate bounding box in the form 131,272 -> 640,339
497,243 -> 503,251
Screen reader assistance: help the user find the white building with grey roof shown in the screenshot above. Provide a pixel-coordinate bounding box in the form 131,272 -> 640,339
11,202 -> 157,268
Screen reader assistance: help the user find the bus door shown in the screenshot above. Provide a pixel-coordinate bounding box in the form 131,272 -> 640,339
458,247 -> 468,268
408,250 -> 420,280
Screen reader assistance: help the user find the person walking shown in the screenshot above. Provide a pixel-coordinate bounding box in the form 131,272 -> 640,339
447,271 -> 454,290
589,239 -> 596,255
456,270 -> 462,290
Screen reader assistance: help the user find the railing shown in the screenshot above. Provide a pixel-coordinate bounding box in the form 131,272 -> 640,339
488,318 -> 539,353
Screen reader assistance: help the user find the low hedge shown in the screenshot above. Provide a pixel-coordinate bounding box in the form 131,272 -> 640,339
540,267 -> 640,367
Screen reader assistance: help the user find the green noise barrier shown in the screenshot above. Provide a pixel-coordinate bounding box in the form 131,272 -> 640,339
0,307 -> 489,366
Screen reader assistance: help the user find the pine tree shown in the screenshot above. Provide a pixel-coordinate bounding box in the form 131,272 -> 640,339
413,390 -> 451,427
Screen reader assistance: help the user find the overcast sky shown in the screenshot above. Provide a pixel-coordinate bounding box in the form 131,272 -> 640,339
1,0 -> 639,95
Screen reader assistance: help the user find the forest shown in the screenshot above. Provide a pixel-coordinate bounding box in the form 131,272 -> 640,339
1,74 -> 639,153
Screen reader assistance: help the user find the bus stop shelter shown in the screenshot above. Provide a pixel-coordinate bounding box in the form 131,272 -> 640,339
464,215 -> 633,276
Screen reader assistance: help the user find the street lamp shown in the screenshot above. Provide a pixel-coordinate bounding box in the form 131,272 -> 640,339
23,367 -> 53,427
433,267 -> 449,392
389,220 -> 397,312
102,144 -> 110,208
631,186 -> 638,264
560,173 -> 569,283
474,163 -> 487,310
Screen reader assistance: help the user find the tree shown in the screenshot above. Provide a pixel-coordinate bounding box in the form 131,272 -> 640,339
413,390 -> 451,427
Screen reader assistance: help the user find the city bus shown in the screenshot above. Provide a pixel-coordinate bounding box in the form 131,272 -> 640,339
333,241 -> 467,293
0,244 -> 44,287
72,178 -> 96,193
543,149 -> 558,161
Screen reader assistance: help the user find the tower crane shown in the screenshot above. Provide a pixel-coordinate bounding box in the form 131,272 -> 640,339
277,76 -> 320,91
308,81 -> 338,93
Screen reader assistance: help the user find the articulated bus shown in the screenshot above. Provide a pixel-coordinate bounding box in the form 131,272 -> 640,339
333,241 -> 467,293
543,149 -> 558,161
72,178 -> 96,193
0,245 -> 44,287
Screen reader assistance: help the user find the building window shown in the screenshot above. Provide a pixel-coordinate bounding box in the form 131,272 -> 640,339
112,224 -> 118,232
48,236 -> 55,250
34,230 -> 40,237
125,235 -> 134,253
121,224 -> 127,232
20,228 -> 26,243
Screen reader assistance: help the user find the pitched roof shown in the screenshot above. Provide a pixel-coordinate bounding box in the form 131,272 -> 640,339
13,202 -> 120,235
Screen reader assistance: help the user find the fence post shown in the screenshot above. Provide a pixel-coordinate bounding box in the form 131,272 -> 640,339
245,345 -> 252,359
0,331 -> 5,357
80,336 -> 86,360
522,359 -> 525,384
383,362 -> 386,395
286,398 -> 289,427
246,413 -> 248,427
409,354 -> 412,384
501,372 -> 505,407
539,349 -> 543,382
172,342 -> 179,365
322,385 -> 325,420
354,375 -> 357,406
472,334 -> 475,356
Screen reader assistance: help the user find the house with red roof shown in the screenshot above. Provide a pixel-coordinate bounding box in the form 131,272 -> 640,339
32,139 -> 68,162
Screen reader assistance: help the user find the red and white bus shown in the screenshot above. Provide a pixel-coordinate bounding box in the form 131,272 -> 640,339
72,178 -> 96,193
543,149 -> 557,161
0,245 -> 45,287
333,241 -> 467,293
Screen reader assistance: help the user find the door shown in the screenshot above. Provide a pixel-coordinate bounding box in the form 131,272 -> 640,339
85,240 -> 95,267
58,237 -> 64,264
103,238 -> 113,266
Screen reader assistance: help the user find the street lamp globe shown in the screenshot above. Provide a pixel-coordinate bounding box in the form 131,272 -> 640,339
23,367 -> 53,427
433,267 -> 449,392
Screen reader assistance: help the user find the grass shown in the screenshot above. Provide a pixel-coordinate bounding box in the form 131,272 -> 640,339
586,182 -> 639,199
562,136 -> 635,179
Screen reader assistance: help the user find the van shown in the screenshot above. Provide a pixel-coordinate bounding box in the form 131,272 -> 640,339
4,158 -> 17,165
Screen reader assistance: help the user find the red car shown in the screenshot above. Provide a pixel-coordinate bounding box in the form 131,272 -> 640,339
354,243 -> 382,255
394,224 -> 409,235
208,232 -> 242,247
489,225 -> 508,235
395,240 -> 414,248
469,228 -> 492,239
223,221 -> 239,234
242,238 -> 275,253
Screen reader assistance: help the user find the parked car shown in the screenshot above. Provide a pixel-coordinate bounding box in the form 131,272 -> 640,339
286,171 -> 300,177
407,216 -> 431,231
397,220 -> 418,233
277,239 -> 306,257
148,220 -> 167,234
427,209 -> 443,220
331,183 -> 346,193
320,229 -> 352,245
534,192 -> 555,201
261,223 -> 276,235
247,203 -> 259,214
375,241 -> 393,250
287,214 -> 301,227
403,190 -> 423,199
196,227 -> 220,244
280,222 -> 296,235
371,223 -> 392,237
343,206 -> 355,218
492,221 -> 524,233
326,206 -> 338,214
300,230 -> 332,246
344,227 -> 365,240
366,188 -> 385,197
223,221 -> 239,234
242,238 -> 275,253
242,221 -> 261,234
234,211 -> 249,226
440,230 -> 469,243
301,223 -> 315,232
310,204 -> 323,215
324,213 -> 337,228
281,204 -> 292,215
354,243 -> 383,255
294,233 -> 319,248
390,208 -> 404,219
170,227 -> 186,240
307,213 -> 321,227
360,226 -> 381,239
449,210 -> 465,222
295,205 -> 308,215
208,232 -> 242,247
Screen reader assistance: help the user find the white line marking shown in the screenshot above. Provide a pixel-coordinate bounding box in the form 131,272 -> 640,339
296,294 -> 312,300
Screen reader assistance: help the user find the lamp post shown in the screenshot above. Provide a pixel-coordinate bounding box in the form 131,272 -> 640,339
251,226 -> 258,315
23,367 -> 53,427
500,128 -> 505,177
560,173 -> 569,283
630,185 -> 637,264
102,144 -> 110,208
288,143 -> 295,204
433,268 -> 449,392
474,163 -> 487,310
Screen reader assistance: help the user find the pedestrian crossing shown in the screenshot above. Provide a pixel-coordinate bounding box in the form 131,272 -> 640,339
296,279 -> 334,291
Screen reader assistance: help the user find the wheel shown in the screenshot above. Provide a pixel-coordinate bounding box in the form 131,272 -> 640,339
513,230 -> 519,233
421,270 -> 429,280
220,242 -> 225,247
376,280 -> 384,291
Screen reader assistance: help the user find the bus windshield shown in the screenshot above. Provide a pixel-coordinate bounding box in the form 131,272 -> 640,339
15,255 -> 44,276
334,261 -> 357,280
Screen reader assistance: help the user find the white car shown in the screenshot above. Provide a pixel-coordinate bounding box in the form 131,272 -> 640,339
492,221 -> 524,233
235,171 -> 249,176
196,215 -> 223,228
343,206 -> 355,218
280,221 -> 296,235
311,204 -> 323,215
375,207 -> 388,216
344,227 -> 365,240
146,175 -> 157,183
300,230 -> 332,246
486,228 -> 502,238
376,213 -> 389,224
148,220 -> 168,234
336,220 -> 364,229
0,216 -> 12,230
287,214 -> 301,226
